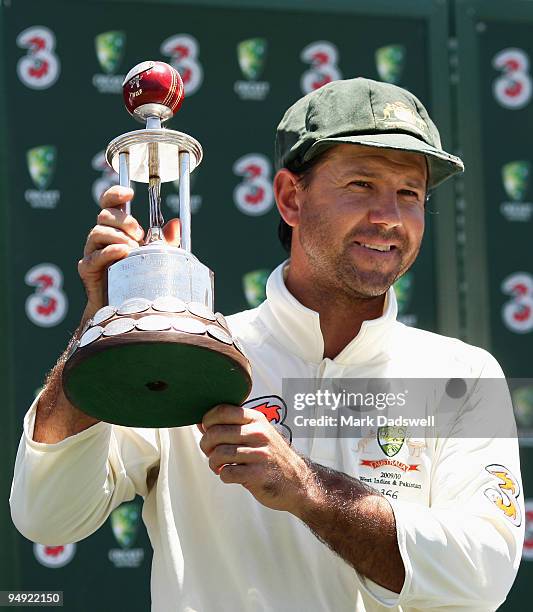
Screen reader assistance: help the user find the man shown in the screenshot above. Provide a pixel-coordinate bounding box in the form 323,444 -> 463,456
11,78 -> 524,611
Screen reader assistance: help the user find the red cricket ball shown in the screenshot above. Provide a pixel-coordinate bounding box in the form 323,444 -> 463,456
122,61 -> 185,119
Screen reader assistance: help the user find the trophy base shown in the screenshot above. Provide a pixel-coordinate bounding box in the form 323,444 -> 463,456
63,335 -> 251,428
62,301 -> 252,428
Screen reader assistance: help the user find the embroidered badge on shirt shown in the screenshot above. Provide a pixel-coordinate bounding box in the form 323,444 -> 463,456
377,426 -> 406,457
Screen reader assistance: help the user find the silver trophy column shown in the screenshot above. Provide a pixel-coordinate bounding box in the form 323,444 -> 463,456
105,122 -> 213,309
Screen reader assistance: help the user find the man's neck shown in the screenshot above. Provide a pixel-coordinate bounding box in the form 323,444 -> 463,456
285,266 -> 386,360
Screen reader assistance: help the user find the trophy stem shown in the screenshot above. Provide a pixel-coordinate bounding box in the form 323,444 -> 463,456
146,142 -> 165,243
146,116 -> 162,130
179,151 -> 191,252
118,152 -> 131,215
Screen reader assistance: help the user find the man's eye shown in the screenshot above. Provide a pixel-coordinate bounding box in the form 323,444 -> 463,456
399,189 -> 421,199
351,180 -> 371,188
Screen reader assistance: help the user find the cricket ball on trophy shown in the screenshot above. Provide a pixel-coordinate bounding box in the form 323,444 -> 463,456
123,60 -> 185,122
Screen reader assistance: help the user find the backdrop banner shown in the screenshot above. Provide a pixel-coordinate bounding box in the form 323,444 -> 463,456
3,1 -> 529,610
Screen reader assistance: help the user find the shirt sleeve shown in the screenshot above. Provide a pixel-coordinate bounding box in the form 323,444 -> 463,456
359,352 -> 525,610
9,396 -> 160,545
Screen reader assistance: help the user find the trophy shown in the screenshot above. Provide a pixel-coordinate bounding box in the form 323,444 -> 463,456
62,61 -> 252,428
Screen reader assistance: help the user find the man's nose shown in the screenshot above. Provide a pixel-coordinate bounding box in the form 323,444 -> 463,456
367,192 -> 402,229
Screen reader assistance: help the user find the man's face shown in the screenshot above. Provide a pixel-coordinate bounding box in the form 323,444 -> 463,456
292,144 -> 427,299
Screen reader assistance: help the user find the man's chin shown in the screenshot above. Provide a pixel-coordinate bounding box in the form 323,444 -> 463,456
351,286 -> 391,299
340,269 -> 399,299
340,281 -> 393,300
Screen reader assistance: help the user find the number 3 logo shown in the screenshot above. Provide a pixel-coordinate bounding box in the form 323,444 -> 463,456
501,272 -> 533,334
25,264 -> 68,327
160,34 -> 203,96
493,48 -> 532,110
484,464 -> 522,527
16,26 -> 60,90
300,41 -> 342,94
233,154 -> 274,216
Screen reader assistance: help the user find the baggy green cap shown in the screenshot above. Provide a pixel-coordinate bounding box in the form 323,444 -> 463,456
275,78 -> 464,189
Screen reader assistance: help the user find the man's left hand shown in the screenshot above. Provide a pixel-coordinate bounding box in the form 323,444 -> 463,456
198,404 -> 311,513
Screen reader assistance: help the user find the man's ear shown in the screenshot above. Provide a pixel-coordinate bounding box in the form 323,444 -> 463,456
273,169 -> 301,229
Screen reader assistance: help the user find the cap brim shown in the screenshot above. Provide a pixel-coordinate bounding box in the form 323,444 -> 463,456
303,133 -> 464,189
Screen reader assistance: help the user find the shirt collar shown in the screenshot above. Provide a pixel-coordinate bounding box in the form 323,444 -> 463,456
258,260 -> 398,365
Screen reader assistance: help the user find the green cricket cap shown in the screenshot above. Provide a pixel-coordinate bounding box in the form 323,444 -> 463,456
275,78 -> 464,189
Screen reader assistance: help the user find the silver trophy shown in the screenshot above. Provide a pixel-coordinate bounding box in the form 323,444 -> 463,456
62,61 -> 252,428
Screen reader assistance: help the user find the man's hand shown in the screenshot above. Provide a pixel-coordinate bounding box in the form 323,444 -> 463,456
78,185 -> 181,318
199,404 -> 312,513
199,404 -> 405,593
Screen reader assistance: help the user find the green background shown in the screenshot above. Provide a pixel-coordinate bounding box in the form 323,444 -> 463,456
0,0 -> 531,610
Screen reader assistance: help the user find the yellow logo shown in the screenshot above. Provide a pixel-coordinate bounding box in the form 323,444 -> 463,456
484,464 -> 522,527
380,101 -> 427,135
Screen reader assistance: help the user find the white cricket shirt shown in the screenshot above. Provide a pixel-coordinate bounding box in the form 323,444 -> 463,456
11,261 -> 524,611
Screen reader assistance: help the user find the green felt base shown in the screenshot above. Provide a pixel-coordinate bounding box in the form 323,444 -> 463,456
63,340 -> 251,428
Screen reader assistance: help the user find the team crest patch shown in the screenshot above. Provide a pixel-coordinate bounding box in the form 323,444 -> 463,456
377,426 -> 406,457
242,395 -> 292,444
380,101 -> 428,136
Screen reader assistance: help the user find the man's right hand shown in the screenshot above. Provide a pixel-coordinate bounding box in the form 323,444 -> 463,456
78,185 -> 182,319
78,185 -> 142,317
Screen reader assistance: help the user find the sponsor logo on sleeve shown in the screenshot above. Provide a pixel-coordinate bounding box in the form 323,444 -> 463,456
500,160 -> 533,222
234,38 -> 270,101
108,501 -> 145,568
242,395 -> 292,444
484,464 -> 522,527
33,543 -> 76,568
25,145 -> 60,209
93,31 -> 126,94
